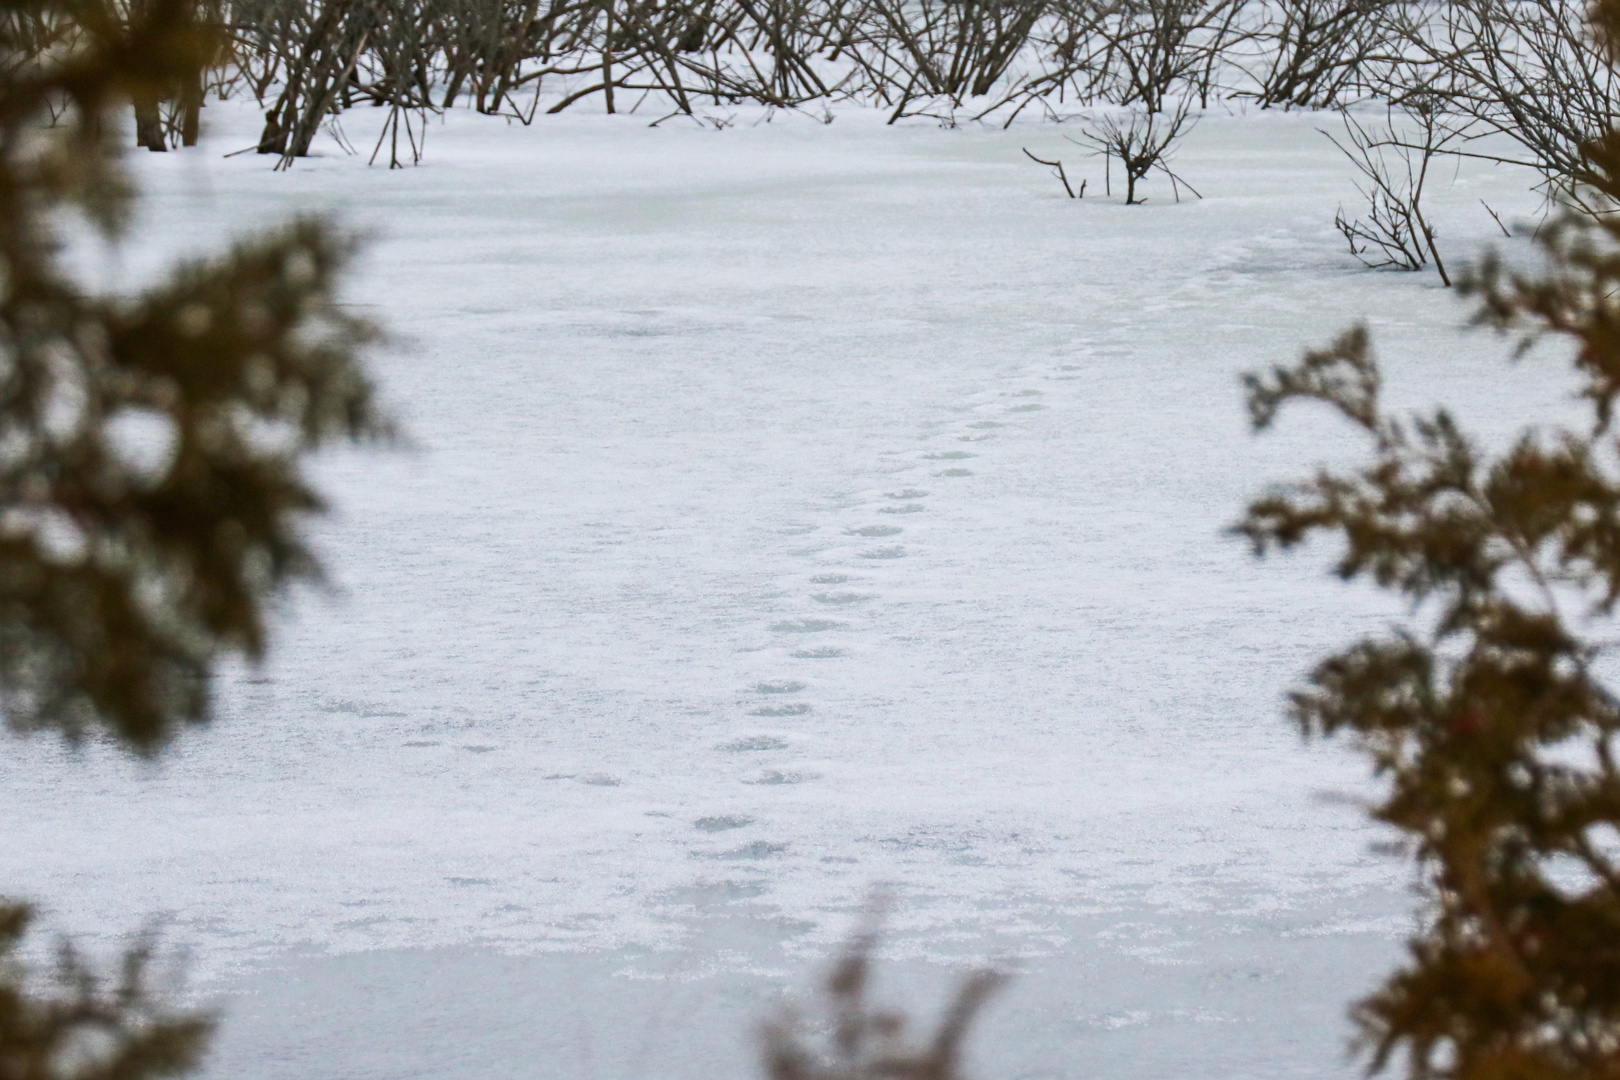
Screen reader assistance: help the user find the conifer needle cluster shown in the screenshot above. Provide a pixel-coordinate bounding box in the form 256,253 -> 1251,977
1241,4 -> 1620,1075
0,1 -> 380,1075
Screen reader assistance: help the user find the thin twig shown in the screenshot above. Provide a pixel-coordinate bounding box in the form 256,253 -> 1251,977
1022,148 -> 1078,198
1481,199 -> 1513,237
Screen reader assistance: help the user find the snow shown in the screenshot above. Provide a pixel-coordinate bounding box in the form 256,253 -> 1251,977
0,97 -> 1576,1077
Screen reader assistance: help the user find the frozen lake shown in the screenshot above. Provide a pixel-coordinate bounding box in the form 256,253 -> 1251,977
0,98 -> 1569,1077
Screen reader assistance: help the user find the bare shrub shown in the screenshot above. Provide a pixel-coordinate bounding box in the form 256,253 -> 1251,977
1242,0 -> 1396,110
434,0 -> 550,114
240,0 -> 377,160
1325,100 -> 1461,283
1092,0 -> 1245,112
851,0 -> 1050,122
975,0 -> 1119,121
1382,0 -> 1620,208
170,0 -> 1619,179
761,919 -> 1007,1080
1069,98 -> 1199,203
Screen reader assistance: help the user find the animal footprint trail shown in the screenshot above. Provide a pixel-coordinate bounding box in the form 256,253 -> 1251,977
703,673 -> 819,810
858,546 -> 906,560
724,358 -> 1073,819
812,592 -> 876,606
693,815 -> 753,833
752,702 -> 811,716
718,735 -> 790,752
769,618 -> 845,633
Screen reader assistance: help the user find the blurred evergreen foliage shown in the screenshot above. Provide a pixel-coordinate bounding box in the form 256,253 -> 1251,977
1240,2 -> 1620,1076
0,0 -> 380,1075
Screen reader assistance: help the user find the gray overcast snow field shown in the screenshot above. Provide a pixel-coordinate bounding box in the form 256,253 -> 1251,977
0,98 -> 1573,1078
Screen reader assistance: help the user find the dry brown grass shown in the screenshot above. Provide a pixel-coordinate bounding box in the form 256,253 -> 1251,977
760,916 -> 1008,1080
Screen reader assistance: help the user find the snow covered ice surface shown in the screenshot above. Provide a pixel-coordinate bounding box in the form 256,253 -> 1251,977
0,99 -> 1575,1078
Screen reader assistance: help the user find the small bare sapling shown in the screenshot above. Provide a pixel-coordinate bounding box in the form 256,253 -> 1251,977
1324,102 -> 1463,284
1068,101 -> 1202,205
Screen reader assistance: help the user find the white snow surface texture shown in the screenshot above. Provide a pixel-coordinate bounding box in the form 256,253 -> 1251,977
0,99 -> 1577,1078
